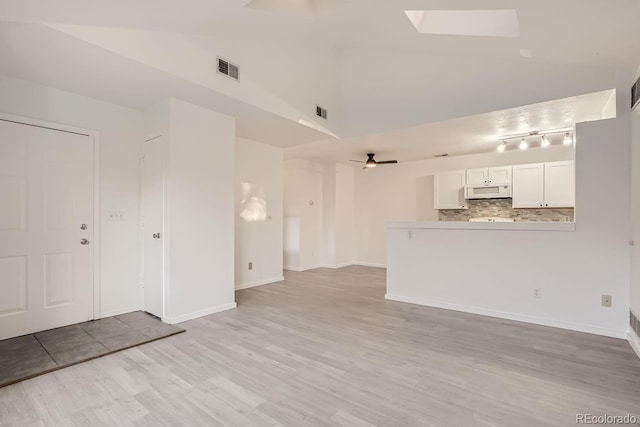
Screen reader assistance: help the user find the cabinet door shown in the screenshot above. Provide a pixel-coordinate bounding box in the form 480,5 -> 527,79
512,163 -> 544,208
434,170 -> 467,209
466,168 -> 488,186
488,166 -> 512,184
544,161 -> 575,208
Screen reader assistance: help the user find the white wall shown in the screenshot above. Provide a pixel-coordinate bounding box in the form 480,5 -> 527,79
355,145 -> 575,267
334,163 -> 355,267
0,74 -> 142,318
631,83 -> 640,322
387,117 -> 631,338
283,159 -> 324,270
165,99 -> 236,322
284,160 -> 355,270
235,137 -> 284,289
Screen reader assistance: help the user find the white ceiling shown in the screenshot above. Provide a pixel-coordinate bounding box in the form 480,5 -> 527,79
0,0 -> 637,147
284,90 -> 615,163
0,0 -> 638,66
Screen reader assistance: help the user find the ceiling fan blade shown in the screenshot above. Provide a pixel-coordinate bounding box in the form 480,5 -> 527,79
349,160 -> 365,163
376,160 -> 398,164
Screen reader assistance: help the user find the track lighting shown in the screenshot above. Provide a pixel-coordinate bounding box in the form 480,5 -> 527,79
498,128 -> 573,152
541,135 -> 550,148
563,132 -> 573,145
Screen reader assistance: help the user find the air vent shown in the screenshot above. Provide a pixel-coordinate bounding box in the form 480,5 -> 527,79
632,76 -> 639,111
316,105 -> 328,120
217,57 -> 239,81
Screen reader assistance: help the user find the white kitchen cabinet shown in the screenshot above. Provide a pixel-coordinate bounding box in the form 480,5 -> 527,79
434,170 -> 468,209
466,166 -> 512,186
544,161 -> 575,207
512,163 -> 545,208
512,161 -> 575,208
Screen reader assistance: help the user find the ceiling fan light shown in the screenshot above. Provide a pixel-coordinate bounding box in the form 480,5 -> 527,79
365,161 -> 376,168
541,135 -> 550,148
519,138 -> 528,150
563,132 -> 573,145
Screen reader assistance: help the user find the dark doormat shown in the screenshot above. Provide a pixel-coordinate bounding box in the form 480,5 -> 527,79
0,311 -> 185,389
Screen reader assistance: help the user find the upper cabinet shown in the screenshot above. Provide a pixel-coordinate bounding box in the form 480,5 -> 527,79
512,161 -> 574,208
544,161 -> 575,208
512,163 -> 545,208
434,170 -> 468,209
466,166 -> 512,186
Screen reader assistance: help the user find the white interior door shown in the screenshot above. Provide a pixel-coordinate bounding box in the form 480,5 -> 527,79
142,136 -> 164,318
0,119 -> 94,340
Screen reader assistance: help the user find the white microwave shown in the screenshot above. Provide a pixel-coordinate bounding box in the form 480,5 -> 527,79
464,183 -> 511,199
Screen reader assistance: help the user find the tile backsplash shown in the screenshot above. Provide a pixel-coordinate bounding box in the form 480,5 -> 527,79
438,199 -> 574,222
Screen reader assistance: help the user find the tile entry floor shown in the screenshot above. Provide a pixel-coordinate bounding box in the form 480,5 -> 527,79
0,311 -> 184,388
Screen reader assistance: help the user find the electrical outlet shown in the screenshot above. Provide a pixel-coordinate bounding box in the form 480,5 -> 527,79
601,294 -> 612,307
248,262 -> 253,271
533,288 -> 541,298
407,230 -> 413,240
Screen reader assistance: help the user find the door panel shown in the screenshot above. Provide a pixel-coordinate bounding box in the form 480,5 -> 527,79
544,161 -> 575,208
142,136 -> 165,318
466,168 -> 488,186
512,163 -> 544,208
0,119 -> 93,339
489,166 -> 512,184
0,256 -> 27,315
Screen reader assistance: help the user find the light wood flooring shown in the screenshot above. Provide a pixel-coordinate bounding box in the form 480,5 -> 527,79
1,266 -> 639,426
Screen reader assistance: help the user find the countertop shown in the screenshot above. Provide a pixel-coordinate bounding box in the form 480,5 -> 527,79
386,221 -> 576,232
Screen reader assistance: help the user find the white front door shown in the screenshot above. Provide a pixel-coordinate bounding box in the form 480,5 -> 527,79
142,136 -> 164,318
0,119 -> 94,340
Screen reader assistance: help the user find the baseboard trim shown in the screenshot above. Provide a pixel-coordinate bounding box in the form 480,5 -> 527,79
283,264 -> 322,272
163,302 -> 237,325
629,329 -> 640,360
236,276 -> 284,290
98,306 -> 142,319
353,262 -> 387,269
385,294 -> 627,339
321,263 -> 353,269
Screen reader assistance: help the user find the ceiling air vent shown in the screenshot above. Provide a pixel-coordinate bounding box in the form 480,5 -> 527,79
217,57 -> 239,81
632,76 -> 639,111
316,105 -> 328,120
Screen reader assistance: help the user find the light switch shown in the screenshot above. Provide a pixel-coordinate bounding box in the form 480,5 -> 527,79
108,211 -> 125,222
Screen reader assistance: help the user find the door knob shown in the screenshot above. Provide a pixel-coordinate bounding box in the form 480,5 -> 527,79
153,233 -> 161,239
80,239 -> 90,245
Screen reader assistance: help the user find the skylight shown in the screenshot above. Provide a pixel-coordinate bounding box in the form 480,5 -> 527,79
404,9 -> 520,37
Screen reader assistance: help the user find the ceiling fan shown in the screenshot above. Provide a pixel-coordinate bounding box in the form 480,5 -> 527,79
350,153 -> 398,169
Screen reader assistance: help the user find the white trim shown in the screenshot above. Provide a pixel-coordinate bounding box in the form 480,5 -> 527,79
354,262 -> 387,269
162,302 -> 237,325
386,221 -> 575,232
629,329 -> 640,360
385,294 -> 627,339
99,306 -> 142,319
283,264 -> 323,272
321,263 -> 353,269
0,112 -> 102,320
235,276 -> 284,290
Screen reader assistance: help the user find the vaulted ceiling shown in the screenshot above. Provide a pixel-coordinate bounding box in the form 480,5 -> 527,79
0,0 -> 638,148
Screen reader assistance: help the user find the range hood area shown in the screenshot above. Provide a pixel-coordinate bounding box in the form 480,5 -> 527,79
464,183 -> 512,199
